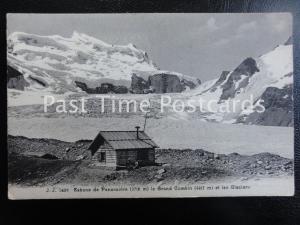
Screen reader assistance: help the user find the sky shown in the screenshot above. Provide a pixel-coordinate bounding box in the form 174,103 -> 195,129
7,13 -> 292,81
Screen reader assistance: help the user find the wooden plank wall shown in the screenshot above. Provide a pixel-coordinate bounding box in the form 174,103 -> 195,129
116,149 -> 155,166
91,145 -> 156,167
116,150 -> 137,166
92,149 -> 117,167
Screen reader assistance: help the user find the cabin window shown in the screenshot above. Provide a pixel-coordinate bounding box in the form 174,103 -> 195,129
98,152 -> 106,162
137,150 -> 148,161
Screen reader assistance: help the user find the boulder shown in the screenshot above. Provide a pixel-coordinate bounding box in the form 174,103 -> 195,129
162,163 -> 171,168
257,160 -> 263,165
201,171 -> 207,175
214,154 -> 220,160
157,168 -> 166,174
265,165 -> 272,170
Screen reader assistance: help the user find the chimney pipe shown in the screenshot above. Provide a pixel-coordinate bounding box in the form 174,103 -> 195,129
135,126 -> 140,139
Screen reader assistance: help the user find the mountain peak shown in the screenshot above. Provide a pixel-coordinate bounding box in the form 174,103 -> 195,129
233,57 -> 259,77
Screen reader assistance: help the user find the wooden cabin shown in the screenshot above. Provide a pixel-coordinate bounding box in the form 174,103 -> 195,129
88,127 -> 158,169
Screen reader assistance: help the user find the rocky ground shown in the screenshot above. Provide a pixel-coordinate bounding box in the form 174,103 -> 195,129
8,135 -> 293,186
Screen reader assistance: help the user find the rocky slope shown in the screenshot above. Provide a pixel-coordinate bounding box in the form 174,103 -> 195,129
130,72 -> 200,94
8,135 -> 293,186
237,83 -> 293,126
7,32 -> 199,94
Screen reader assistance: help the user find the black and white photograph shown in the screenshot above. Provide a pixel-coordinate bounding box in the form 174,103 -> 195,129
7,13 -> 294,198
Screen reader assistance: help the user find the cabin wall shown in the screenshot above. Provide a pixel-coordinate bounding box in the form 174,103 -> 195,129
91,139 -> 156,168
116,149 -> 155,167
116,150 -> 137,166
92,149 -> 117,167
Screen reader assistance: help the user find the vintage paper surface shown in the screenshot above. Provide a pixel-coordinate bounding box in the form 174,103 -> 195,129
7,13 -> 294,199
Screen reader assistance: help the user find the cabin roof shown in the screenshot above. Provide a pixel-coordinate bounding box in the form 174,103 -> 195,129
88,131 -> 158,152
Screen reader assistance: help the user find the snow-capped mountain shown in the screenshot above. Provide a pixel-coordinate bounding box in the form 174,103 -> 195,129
185,38 -> 293,126
7,32 -> 199,94
7,32 -> 293,126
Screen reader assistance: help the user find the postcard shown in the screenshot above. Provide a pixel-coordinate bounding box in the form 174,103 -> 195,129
7,13 -> 294,199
